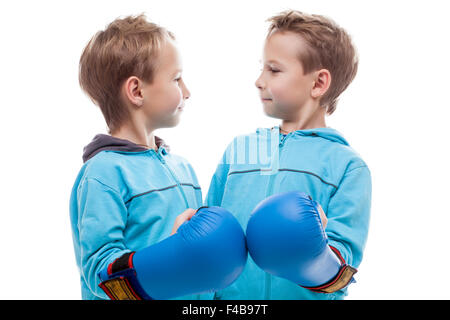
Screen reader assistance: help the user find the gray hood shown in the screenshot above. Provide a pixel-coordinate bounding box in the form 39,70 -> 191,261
82,134 -> 170,163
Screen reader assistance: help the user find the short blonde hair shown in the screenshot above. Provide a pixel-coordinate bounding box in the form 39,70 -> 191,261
267,10 -> 359,115
79,13 -> 175,134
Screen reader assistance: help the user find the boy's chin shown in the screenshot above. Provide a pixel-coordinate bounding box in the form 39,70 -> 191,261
262,101 -> 298,121
262,103 -> 285,120
158,115 -> 182,129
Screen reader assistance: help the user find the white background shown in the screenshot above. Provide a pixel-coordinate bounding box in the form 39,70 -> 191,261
1,0 -> 449,299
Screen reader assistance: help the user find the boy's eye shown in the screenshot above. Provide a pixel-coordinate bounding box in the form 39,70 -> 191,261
259,67 -> 280,73
262,66 -> 280,73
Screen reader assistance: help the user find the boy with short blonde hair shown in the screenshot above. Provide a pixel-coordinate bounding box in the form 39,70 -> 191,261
205,10 -> 371,300
70,14 -> 203,300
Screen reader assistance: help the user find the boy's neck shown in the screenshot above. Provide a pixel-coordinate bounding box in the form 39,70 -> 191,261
280,101 -> 327,133
111,123 -> 157,150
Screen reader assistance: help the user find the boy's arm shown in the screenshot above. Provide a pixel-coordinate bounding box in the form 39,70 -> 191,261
325,165 -> 372,269
77,177 -> 131,299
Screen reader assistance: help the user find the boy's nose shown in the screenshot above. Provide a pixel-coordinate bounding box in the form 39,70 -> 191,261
255,75 -> 264,90
182,82 -> 191,100
184,89 -> 190,100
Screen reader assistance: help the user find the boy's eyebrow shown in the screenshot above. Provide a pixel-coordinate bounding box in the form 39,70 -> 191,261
259,59 -> 283,66
172,69 -> 182,76
267,59 -> 282,65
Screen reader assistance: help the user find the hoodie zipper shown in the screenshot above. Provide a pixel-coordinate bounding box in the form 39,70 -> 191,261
264,128 -> 290,300
151,149 -> 190,208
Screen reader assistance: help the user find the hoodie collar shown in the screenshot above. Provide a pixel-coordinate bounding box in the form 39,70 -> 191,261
82,134 -> 170,163
265,126 -> 350,146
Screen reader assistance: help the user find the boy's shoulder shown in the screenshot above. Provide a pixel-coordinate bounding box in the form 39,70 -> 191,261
222,127 -> 369,172
76,132 -> 150,189
79,143 -> 195,187
222,127 -> 270,148
80,133 -> 176,175
77,151 -> 129,189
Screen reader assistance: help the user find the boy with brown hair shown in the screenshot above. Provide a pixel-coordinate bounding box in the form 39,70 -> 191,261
69,14 -> 247,300
204,10 -> 372,300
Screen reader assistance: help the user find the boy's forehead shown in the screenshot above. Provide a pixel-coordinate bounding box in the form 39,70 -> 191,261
155,39 -> 182,73
263,31 -> 307,63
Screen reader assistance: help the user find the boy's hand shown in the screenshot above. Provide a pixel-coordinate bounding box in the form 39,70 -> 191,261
246,191 -> 356,293
171,208 -> 197,235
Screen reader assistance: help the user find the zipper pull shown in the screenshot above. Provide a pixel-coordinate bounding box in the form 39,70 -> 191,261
149,149 -> 166,163
157,152 -> 166,164
279,133 -> 288,147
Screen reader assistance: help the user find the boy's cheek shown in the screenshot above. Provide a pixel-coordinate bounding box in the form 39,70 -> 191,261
158,86 -> 183,114
144,89 -> 181,121
175,88 -> 184,109
273,83 -> 307,112
270,89 -> 291,111
269,81 -> 291,104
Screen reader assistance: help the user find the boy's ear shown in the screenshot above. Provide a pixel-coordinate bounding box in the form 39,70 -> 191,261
123,76 -> 144,107
311,69 -> 331,99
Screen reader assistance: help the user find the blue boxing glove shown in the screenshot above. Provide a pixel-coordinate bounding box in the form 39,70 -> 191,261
246,191 -> 357,293
98,206 -> 247,300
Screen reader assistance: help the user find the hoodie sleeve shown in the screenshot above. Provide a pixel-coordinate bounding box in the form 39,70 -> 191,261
325,165 -> 372,269
77,177 -> 131,299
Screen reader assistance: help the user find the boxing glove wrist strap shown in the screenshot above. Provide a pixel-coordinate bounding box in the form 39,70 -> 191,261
300,246 -> 357,294
98,252 -> 153,300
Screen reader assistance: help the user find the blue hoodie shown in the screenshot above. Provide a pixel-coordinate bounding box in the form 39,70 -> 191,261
203,126 -> 372,300
69,134 -> 203,300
